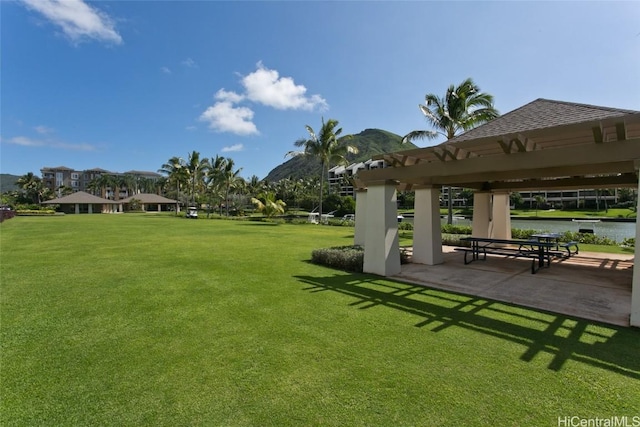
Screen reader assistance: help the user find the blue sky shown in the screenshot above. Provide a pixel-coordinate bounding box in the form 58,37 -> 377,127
2,1 -> 639,180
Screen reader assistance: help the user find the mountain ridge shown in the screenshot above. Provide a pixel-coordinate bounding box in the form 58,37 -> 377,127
264,128 -> 416,182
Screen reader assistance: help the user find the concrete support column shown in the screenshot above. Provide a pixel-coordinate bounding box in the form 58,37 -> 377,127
75,203 -> 80,214
363,181 -> 401,276
354,189 -> 367,246
157,204 -> 161,212
413,186 -> 443,265
631,161 -> 640,327
490,192 -> 512,240
88,204 -> 93,214
471,192 -> 491,237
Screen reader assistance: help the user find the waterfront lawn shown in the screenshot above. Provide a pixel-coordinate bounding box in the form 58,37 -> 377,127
2,215 -> 639,426
510,208 -> 636,219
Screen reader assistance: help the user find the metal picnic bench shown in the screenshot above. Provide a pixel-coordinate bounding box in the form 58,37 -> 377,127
456,237 -> 562,274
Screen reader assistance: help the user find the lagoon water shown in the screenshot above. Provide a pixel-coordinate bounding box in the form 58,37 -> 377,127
404,217 -> 636,243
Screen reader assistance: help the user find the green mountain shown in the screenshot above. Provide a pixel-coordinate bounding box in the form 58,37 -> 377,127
264,128 -> 417,182
0,174 -> 20,193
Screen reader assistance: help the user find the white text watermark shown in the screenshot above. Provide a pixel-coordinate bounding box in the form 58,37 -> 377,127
558,416 -> 640,427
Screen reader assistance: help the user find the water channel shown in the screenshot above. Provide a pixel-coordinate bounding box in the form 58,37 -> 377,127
403,216 -> 636,243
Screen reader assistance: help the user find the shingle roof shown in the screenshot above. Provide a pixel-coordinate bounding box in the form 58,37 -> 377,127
123,170 -> 162,177
42,191 -> 118,204
41,166 -> 73,171
447,98 -> 640,143
119,193 -> 177,204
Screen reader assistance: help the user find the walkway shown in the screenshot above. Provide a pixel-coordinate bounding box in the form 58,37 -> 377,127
395,247 -> 634,326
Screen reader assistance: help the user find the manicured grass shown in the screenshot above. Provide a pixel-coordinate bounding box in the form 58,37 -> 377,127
2,214 -> 639,425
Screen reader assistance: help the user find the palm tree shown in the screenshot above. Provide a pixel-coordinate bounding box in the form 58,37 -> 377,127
86,178 -> 101,197
158,156 -> 188,213
221,157 -> 242,216
251,192 -> 286,218
122,174 -> 138,197
16,172 -> 44,204
286,118 -> 357,218
246,175 -> 266,198
185,151 -> 210,206
205,155 -> 227,215
88,174 -> 115,199
403,78 -> 499,224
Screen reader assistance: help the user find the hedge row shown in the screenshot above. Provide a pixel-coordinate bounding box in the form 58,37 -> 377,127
311,245 -> 411,273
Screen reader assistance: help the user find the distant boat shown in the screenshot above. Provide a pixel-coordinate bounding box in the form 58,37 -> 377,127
572,219 -> 600,234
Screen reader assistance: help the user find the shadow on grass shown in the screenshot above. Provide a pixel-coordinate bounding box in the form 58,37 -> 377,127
295,273 -> 640,379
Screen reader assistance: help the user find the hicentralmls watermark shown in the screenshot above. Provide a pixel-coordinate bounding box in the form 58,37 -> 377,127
558,416 -> 640,427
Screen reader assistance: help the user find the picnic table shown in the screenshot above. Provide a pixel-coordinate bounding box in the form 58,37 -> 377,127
458,237 -> 558,274
526,233 -> 579,257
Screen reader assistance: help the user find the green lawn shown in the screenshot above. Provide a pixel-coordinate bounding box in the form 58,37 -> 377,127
510,208 -> 636,219
2,215 -> 639,426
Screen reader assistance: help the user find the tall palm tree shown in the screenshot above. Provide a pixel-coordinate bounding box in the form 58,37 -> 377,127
221,157 -> 242,216
158,156 -> 188,213
287,118 -> 357,218
403,78 -> 499,224
185,151 -> 210,206
204,155 -> 226,215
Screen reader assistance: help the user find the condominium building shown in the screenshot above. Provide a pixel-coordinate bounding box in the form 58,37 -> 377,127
328,159 -> 385,197
40,166 -> 162,198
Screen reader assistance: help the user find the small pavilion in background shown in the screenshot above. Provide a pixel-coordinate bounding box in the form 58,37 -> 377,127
353,99 -> 640,327
42,192 -> 178,213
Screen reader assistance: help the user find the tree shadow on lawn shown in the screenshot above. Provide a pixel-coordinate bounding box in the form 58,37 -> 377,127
295,273 -> 640,380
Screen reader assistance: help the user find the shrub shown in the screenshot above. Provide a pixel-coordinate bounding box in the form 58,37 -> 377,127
621,237 -> 635,248
15,209 -> 56,216
311,245 -> 411,273
311,246 -> 364,272
441,233 -> 471,247
441,224 -> 472,235
398,222 -> 413,231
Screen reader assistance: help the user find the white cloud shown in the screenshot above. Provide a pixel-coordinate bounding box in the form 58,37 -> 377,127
215,89 -> 245,104
35,125 -> 54,134
199,102 -> 258,136
241,62 -> 328,111
161,66 -> 172,75
198,62 -> 327,136
222,144 -> 244,153
182,58 -> 198,68
6,135 -> 97,151
8,136 -> 44,147
20,0 -> 123,45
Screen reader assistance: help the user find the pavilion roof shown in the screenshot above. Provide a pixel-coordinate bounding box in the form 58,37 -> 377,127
359,99 -> 640,192
119,193 -> 177,204
42,191 -> 119,205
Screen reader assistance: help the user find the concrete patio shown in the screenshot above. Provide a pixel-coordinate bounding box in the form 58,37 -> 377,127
395,246 -> 634,327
